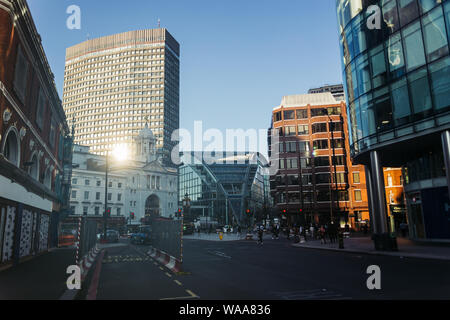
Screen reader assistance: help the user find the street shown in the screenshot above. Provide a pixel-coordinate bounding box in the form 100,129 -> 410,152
87,237 -> 450,300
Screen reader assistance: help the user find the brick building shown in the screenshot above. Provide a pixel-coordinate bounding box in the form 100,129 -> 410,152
269,92 -> 370,229
0,0 -> 72,267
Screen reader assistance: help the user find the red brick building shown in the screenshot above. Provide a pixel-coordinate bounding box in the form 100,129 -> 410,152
0,0 -> 71,266
269,92 -> 370,229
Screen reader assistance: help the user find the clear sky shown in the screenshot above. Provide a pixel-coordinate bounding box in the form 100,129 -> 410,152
28,0 -> 343,156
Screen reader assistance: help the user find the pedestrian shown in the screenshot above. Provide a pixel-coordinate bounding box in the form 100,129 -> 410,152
320,225 -> 326,244
310,224 -> 315,240
257,225 -> 264,245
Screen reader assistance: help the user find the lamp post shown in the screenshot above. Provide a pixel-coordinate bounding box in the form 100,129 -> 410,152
103,151 -> 109,241
323,109 -> 338,223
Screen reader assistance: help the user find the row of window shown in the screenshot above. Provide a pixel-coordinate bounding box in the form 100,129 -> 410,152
273,107 -> 342,123
276,189 -> 363,203
71,190 -> 122,202
72,178 -> 122,188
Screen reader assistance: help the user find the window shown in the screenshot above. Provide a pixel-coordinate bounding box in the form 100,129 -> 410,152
71,190 -> 77,198
402,21 -> 426,72
353,172 -> 360,183
96,192 -> 100,200
382,0 -> 400,33
283,110 -> 295,120
108,193 -> 112,201
96,180 -> 101,186
370,44 -> 388,88
314,156 -> 330,167
300,158 -> 311,168
13,45 -> 29,102
429,56 -> 450,110
354,190 -> 362,201
330,122 -> 343,132
85,179 -> 90,186
387,33 -> 406,79
391,78 -> 411,125
36,88 -> 45,129
296,109 -> 308,119
117,208 -> 121,216
285,142 -> 297,153
335,172 -> 346,184
299,141 -> 310,152
274,112 -> 282,122
117,193 -> 122,201
419,0 -> 441,13
312,123 -> 327,134
286,158 -> 298,169
83,207 -> 88,215
49,119 -> 56,147
156,176 -> 161,189
331,139 -> 345,149
408,67 -> 432,115
95,207 -> 100,215
333,155 -> 346,165
313,140 -> 328,150
398,0 -> 419,27
388,174 -> 393,186
84,191 -> 89,200
316,173 -> 331,184
297,125 -> 309,135
337,190 -> 349,201
118,183 -> 122,188
109,181 -> 112,188
285,126 -> 296,136
422,6 -> 448,63
72,178 -> 77,185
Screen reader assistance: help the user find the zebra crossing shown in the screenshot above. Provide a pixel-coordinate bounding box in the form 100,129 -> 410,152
102,255 -> 152,264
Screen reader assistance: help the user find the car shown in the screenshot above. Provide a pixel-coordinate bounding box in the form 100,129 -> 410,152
130,225 -> 151,245
223,225 -> 233,233
105,230 -> 119,243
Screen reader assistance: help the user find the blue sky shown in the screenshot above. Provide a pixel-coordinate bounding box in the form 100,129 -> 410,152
28,0 -> 343,155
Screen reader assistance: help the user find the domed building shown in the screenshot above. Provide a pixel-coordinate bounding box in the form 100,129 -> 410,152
68,125 -> 178,231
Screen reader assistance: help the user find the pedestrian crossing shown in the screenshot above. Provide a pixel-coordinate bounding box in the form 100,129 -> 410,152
102,255 -> 152,264
272,289 -> 352,300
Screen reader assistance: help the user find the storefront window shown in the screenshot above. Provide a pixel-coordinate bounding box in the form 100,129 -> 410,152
422,6 -> 449,63
403,21 -> 426,72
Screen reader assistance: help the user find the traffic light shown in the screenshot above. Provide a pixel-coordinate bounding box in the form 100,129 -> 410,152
178,209 -> 182,218
105,209 -> 111,217
246,209 -> 251,215
130,212 -> 135,220
299,208 -> 303,214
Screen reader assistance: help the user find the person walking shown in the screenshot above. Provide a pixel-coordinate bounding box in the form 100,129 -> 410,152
257,225 -> 264,245
310,224 -> 315,240
320,225 -> 327,244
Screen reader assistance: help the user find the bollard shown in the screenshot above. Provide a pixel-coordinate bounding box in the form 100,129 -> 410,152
338,232 -> 344,249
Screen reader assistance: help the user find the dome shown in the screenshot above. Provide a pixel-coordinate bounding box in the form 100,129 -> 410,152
137,124 -> 154,139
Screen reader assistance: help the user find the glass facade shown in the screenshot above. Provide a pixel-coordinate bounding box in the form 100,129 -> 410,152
178,152 -> 271,228
336,0 -> 450,158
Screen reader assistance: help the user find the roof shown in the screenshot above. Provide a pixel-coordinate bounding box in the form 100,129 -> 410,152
275,92 -> 338,110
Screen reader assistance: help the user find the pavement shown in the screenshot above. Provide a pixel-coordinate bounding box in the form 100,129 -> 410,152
0,246 -> 77,300
291,235 -> 450,261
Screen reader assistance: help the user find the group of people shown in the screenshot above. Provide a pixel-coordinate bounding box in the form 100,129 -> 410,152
281,222 -> 342,244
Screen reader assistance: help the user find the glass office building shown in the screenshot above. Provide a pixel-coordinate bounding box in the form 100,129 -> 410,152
178,152 -> 271,228
336,0 -> 450,245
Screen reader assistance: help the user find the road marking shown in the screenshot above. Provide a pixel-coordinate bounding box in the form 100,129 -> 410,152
174,280 -> 182,286
186,290 -> 198,298
165,272 -> 172,278
159,266 -> 164,271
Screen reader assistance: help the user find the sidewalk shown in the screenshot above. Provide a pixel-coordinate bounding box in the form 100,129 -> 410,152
292,236 -> 450,261
0,247 -> 77,300
183,232 -> 274,242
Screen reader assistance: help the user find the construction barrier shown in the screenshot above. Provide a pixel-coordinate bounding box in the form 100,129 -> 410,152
150,218 -> 182,262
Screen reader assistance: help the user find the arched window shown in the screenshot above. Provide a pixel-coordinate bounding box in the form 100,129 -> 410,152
3,128 -> 20,167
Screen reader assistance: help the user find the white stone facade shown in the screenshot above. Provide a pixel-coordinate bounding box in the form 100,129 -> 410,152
70,126 -> 178,224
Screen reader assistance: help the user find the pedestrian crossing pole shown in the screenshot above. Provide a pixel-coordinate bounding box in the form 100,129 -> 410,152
75,216 -> 82,265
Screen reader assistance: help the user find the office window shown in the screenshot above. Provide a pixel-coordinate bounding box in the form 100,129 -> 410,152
422,7 -> 448,63
313,140 -> 328,150
83,207 -> 88,215
286,158 -> 298,169
353,172 -> 360,183
274,112 -> 282,122
95,207 -> 100,215
337,190 -> 349,201
298,125 -> 309,135
72,178 -> 78,185
314,156 -> 330,167
386,33 -> 405,79
316,173 -> 331,184
354,190 -> 363,201
336,172 -> 346,184
84,191 -> 89,200
330,122 -> 343,132
333,155 -> 346,166
429,56 -> 450,110
283,110 -> 295,120
285,142 -> 297,153
398,0 -> 419,27
312,123 -> 327,134
299,141 -> 310,152
419,0 -> 441,14
391,78 -> 411,125
382,0 -> 400,33
403,21 -> 426,72
296,109 -> 308,119
71,190 -> 77,198
300,158 -> 312,168
117,208 -> 121,216
370,44 -> 388,88
96,192 -> 100,200
285,126 -> 296,136
408,67 -> 432,115
118,193 -> 122,201
108,193 -> 112,201
85,179 -> 90,186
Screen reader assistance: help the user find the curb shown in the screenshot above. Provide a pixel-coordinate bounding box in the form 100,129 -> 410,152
146,247 -> 182,273
59,243 -> 102,300
291,243 -> 450,262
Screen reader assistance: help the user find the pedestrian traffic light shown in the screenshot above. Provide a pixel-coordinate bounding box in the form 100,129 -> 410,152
299,208 -> 303,213
105,209 -> 111,217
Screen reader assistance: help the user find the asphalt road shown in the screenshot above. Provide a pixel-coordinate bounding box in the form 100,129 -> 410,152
92,237 -> 450,300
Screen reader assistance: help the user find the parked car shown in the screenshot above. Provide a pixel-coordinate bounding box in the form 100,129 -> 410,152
223,225 -> 233,233
106,230 -> 119,243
